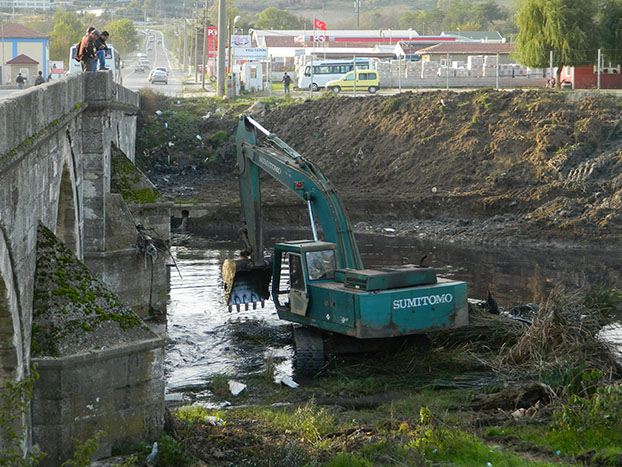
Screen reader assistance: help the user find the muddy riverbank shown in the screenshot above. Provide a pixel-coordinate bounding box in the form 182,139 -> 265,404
137,89 -> 622,250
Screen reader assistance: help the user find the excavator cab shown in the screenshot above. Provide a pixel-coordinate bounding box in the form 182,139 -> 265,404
272,241 -> 338,316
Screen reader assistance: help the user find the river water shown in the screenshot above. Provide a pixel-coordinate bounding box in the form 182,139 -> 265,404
165,232 -> 622,397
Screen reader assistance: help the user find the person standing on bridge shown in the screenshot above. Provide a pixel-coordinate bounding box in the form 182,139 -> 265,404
34,71 -> 45,86
77,28 -> 100,72
94,30 -> 110,71
15,73 -> 26,90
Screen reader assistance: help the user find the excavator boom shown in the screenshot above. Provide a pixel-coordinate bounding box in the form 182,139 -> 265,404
223,115 -> 468,355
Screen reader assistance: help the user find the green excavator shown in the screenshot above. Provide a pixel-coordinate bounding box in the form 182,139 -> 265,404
223,115 -> 468,373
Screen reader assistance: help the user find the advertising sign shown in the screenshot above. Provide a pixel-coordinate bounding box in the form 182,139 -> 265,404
206,26 -> 218,56
231,35 -> 251,47
232,48 -> 269,60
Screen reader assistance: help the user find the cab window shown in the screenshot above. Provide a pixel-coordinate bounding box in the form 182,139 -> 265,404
289,254 -> 305,291
344,72 -> 354,81
306,250 -> 336,280
359,73 -> 368,80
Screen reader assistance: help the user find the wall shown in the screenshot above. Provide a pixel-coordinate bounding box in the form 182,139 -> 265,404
32,340 -> 165,465
572,66 -> 622,89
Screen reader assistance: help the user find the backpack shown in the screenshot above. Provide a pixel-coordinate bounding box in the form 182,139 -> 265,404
73,42 -> 81,62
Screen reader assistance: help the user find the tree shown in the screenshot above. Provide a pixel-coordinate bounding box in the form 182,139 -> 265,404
49,10 -> 84,61
472,0 -> 504,29
598,0 -> 622,62
255,7 -> 305,30
514,0 -> 598,83
104,18 -> 139,56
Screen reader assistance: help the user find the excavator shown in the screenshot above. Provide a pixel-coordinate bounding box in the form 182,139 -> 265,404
223,115 -> 468,373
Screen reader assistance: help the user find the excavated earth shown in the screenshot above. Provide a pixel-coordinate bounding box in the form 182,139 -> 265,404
139,89 -> 622,248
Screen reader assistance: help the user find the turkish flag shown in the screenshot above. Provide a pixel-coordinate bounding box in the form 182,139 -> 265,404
314,18 -> 327,30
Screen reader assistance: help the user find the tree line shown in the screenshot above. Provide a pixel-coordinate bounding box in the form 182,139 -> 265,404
33,9 -> 139,62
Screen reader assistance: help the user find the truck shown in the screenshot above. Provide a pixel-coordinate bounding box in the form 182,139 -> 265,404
223,115 -> 468,373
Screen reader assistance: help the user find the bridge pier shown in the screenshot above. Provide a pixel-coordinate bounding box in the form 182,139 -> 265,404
0,72 -> 168,461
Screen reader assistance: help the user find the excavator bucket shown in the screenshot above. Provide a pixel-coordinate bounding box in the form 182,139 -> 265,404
222,258 -> 273,312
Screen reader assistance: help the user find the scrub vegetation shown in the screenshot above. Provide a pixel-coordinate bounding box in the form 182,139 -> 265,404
129,287 -> 622,466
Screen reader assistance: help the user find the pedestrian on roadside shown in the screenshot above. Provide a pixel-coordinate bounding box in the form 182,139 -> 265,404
77,28 -> 99,72
34,71 -> 45,86
15,73 -> 25,90
283,72 -> 292,95
94,30 -> 110,71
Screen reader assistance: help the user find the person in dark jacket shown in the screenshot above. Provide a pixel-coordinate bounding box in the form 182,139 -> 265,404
283,72 -> 292,95
77,29 -> 99,72
34,71 -> 45,85
94,30 -> 110,71
15,73 -> 26,89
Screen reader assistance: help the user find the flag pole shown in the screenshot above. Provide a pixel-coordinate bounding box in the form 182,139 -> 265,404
311,21 -> 315,98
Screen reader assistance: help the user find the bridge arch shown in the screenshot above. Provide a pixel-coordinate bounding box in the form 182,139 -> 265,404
55,160 -> 81,258
0,225 -> 24,382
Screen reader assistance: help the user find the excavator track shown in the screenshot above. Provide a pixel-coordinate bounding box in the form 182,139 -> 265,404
293,326 -> 325,376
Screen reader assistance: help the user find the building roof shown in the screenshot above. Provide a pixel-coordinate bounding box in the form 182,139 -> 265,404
415,42 -> 514,55
0,23 -> 50,39
441,31 -> 503,42
6,54 -> 39,65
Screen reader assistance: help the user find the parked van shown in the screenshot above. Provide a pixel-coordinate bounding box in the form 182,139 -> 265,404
326,69 -> 379,94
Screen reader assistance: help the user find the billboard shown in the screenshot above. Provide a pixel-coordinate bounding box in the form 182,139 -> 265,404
206,26 -> 218,57
231,35 -> 251,47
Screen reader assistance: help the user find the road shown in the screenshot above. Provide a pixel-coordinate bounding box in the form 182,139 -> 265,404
121,29 -> 182,97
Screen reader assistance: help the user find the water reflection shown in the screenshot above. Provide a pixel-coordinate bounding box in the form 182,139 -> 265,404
166,233 -> 622,395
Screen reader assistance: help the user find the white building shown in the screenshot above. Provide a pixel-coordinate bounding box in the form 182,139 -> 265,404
0,0 -> 55,10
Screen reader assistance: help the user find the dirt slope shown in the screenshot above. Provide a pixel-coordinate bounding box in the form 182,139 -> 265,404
260,90 -> 622,244
136,89 -> 622,246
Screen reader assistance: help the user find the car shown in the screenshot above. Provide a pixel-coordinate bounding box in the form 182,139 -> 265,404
150,70 -> 168,84
134,64 -> 147,72
326,69 -> 380,94
154,66 -> 168,75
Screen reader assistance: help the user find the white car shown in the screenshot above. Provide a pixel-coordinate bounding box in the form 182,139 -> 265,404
150,70 -> 168,85
149,67 -> 168,80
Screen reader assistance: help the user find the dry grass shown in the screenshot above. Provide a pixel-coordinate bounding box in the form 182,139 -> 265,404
499,286 -> 622,378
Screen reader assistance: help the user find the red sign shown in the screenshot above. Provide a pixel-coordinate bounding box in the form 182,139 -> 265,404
206,26 -> 218,57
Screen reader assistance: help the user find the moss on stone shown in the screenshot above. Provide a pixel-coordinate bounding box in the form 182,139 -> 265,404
110,144 -> 161,205
32,225 -> 152,358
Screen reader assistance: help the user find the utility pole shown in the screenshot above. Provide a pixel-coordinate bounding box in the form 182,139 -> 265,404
183,1 -> 188,72
193,2 -> 198,83
216,0 -> 226,96
201,0 -> 207,89
354,0 -> 360,30
183,20 -> 188,72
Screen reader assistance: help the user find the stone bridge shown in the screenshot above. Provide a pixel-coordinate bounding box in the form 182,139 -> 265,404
0,72 -> 168,463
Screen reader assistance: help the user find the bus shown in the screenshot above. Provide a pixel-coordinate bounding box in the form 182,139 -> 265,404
68,45 -> 123,84
297,58 -> 372,91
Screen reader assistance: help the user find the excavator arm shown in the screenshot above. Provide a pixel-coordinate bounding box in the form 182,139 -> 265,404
223,115 -> 363,310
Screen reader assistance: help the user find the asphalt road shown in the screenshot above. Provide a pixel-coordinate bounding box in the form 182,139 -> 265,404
121,29 -> 182,97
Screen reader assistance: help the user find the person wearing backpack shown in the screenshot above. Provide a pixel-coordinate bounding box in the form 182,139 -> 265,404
76,28 -> 99,72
